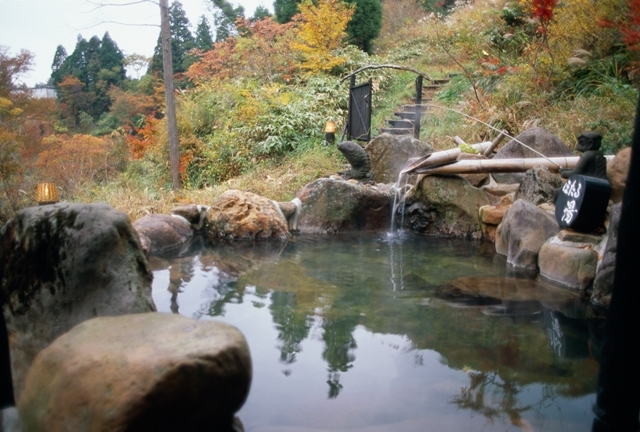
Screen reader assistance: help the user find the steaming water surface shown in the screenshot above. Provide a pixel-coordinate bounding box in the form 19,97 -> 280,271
150,233 -> 602,432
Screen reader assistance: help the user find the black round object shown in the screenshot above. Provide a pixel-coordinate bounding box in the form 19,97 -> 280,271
555,174 -> 611,232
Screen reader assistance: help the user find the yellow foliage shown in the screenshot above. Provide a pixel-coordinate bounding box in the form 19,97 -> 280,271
290,0 -> 354,73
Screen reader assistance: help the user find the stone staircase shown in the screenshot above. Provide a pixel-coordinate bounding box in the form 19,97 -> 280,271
379,78 -> 450,137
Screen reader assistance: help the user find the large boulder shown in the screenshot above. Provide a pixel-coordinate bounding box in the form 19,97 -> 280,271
0,203 -> 155,400
493,128 -> 573,184
538,240 -> 598,291
495,199 -> 560,271
18,313 -> 251,432
404,175 -> 490,239
296,178 -> 393,233
515,166 -> 564,205
365,133 -> 433,184
206,190 -> 290,241
591,203 -> 621,308
607,147 -> 631,203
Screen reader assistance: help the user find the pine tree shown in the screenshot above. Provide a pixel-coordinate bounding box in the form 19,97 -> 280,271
50,45 -> 68,84
210,0 -> 245,42
345,0 -> 382,54
99,32 -> 126,83
274,0 -> 300,23
195,16 -> 214,51
150,1 -> 197,74
252,5 -> 271,21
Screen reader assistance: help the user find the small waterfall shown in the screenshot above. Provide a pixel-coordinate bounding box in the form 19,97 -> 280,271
389,171 -> 411,238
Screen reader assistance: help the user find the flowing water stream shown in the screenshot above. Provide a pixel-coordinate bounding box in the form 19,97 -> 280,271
150,234 -> 604,432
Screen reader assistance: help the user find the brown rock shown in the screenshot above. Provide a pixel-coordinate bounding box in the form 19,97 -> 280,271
557,229 -> 604,245
479,205 -> 508,225
592,203 -> 622,308
456,153 -> 490,187
18,313 -> 251,432
538,241 -> 598,291
206,190 -> 290,241
515,166 -> 563,205
607,147 -> 631,203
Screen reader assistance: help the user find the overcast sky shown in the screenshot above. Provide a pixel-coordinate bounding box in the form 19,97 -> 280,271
1,0 -> 271,87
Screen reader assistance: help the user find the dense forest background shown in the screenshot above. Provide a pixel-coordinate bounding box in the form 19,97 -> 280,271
1,0 -> 638,223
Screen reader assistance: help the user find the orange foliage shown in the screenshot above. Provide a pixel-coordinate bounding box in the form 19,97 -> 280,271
36,134 -> 113,191
186,17 -> 297,83
126,114 -> 159,159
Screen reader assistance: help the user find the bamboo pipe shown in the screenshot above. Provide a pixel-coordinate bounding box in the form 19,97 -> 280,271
401,142 -> 493,174
414,155 -> 615,175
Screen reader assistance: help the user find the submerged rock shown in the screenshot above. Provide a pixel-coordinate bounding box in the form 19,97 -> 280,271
296,178 -> 393,234
18,313 -> 251,432
538,241 -> 598,291
133,213 -> 195,256
0,203 -> 155,400
495,199 -> 559,271
206,190 -> 290,241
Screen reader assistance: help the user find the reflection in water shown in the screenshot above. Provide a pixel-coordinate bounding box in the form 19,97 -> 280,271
151,234 -> 606,431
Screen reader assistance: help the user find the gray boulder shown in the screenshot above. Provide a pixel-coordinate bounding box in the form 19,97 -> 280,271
515,166 -> 564,205
18,313 -> 251,432
365,133 -> 433,184
495,199 -> 560,271
592,203 -> 621,308
296,178 -> 393,234
404,175 -> 490,239
0,203 -> 155,400
493,128 -> 573,184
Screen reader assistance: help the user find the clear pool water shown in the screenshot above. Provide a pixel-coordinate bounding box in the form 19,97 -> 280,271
150,233 -> 604,432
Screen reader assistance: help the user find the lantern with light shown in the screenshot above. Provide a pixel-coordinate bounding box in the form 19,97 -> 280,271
324,120 -> 336,145
36,182 -> 59,205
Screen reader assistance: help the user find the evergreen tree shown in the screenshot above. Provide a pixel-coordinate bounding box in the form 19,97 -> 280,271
345,0 -> 382,54
252,5 -> 272,21
50,45 -> 68,84
210,0 -> 244,42
99,32 -> 126,83
150,1 -> 197,74
195,16 -> 214,51
274,0 -> 300,23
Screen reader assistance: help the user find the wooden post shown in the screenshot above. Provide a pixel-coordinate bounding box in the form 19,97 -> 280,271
159,0 -> 182,190
414,75 -> 423,139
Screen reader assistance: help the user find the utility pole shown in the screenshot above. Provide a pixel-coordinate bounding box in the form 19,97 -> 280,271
159,0 -> 182,190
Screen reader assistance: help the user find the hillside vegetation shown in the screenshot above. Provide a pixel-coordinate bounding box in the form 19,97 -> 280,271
1,0 -> 638,224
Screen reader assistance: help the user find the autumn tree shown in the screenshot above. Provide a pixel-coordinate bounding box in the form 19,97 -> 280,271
290,0 -> 354,73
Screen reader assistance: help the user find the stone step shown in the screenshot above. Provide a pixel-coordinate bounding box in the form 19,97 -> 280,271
431,79 -> 450,85
401,104 -> 431,111
394,111 -> 419,120
388,119 -> 414,128
379,127 -> 413,135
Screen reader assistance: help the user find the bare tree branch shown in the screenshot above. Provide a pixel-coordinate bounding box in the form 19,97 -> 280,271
340,64 -> 432,83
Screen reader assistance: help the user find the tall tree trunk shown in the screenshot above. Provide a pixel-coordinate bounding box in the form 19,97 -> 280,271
159,0 -> 182,190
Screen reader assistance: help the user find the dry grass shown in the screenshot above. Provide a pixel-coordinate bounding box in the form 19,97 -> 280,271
73,146 -> 345,223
